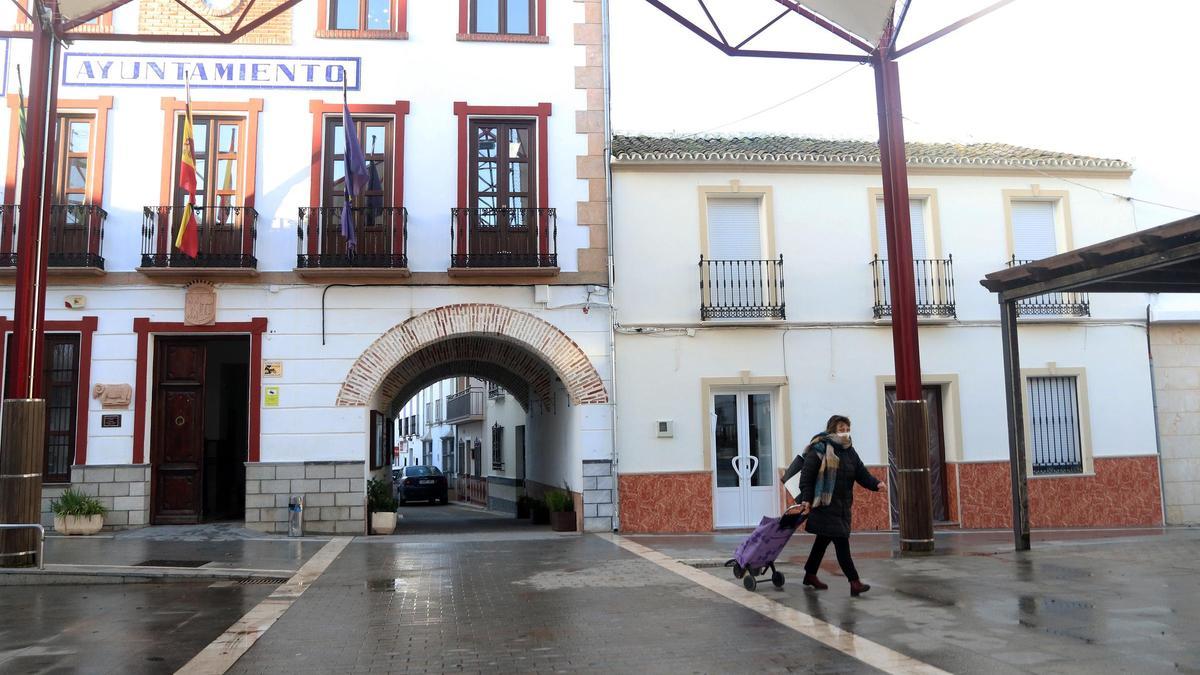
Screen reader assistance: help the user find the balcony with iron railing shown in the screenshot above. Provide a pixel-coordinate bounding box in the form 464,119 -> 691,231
296,205 -> 408,277
870,256 -> 956,319
445,387 -> 485,424
699,256 -> 785,320
140,205 -> 257,277
0,204 -> 107,274
449,207 -> 558,275
1007,257 -> 1090,317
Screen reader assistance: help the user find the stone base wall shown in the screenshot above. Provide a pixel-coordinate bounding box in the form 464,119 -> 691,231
582,460 -> 614,532
486,476 -> 519,515
41,465 -> 150,531
245,461 -> 365,535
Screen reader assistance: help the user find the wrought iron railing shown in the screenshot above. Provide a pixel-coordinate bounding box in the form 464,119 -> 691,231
141,205 -> 257,268
0,204 -> 106,269
450,207 -> 557,268
699,256 -> 785,320
1007,257 -> 1090,317
870,256 -> 956,319
296,205 -> 407,269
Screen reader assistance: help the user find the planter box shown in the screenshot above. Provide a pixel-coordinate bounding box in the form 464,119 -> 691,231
53,514 -> 104,535
370,511 -> 397,535
550,511 -> 576,532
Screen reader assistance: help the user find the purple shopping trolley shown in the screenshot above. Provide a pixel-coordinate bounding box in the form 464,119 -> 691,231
724,504 -> 807,591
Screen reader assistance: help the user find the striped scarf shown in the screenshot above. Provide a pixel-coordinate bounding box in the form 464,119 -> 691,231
810,436 -> 841,508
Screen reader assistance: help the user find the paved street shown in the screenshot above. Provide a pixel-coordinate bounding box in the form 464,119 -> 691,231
2,509 -> 1199,674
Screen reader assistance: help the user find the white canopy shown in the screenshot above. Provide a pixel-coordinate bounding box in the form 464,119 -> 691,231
55,0 -> 132,22
797,0 -> 897,46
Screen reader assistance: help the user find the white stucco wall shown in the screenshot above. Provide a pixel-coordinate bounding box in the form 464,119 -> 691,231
0,0 -> 592,274
612,164 -> 1156,476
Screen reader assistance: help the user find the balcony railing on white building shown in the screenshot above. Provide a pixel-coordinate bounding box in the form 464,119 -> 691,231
699,256 -> 786,320
1007,257 -> 1090,317
445,387 -> 485,424
870,256 -> 956,319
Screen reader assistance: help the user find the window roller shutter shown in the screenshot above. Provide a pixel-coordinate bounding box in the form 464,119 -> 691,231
707,198 -> 762,260
875,198 -> 928,259
1011,201 -> 1058,261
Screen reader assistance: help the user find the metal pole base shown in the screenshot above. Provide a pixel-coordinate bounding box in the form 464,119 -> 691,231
0,399 -> 46,568
894,400 -> 934,555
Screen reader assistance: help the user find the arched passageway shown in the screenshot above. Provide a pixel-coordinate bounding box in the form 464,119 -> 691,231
341,304 -> 613,533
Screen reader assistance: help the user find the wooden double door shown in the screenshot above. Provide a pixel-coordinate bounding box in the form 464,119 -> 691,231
151,337 -> 249,524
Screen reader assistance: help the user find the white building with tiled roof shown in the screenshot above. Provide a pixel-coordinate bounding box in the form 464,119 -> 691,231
609,133 -> 1165,533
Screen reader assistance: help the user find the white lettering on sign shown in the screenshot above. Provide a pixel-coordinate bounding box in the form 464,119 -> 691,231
61,54 -> 361,91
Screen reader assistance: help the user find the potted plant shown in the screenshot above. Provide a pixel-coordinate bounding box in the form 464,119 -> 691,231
516,495 -> 532,519
530,498 -> 550,525
367,478 -> 399,535
50,489 -> 106,535
545,490 -> 576,532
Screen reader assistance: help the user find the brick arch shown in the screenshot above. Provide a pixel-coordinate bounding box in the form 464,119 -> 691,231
336,303 -> 608,407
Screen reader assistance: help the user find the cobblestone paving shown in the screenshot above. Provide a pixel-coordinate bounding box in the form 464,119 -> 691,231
229,533 -> 876,674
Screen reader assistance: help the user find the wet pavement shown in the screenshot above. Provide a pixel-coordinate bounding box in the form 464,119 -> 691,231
36,523 -> 327,574
2,514 -> 1198,674
0,581 -> 276,673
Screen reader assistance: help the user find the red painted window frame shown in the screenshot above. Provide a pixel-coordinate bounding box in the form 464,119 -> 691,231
453,102 -> 551,258
306,100 -> 410,257
132,318 -> 267,465
457,0 -> 548,42
0,316 -> 98,474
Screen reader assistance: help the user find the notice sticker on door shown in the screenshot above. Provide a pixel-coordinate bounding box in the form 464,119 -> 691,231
264,386 -> 280,407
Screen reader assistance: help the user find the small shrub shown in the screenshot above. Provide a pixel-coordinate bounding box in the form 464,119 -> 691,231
367,478 -> 398,513
50,489 -> 106,517
544,490 -> 573,513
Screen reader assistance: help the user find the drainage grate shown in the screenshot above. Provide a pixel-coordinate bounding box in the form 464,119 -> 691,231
135,559 -> 211,568
239,577 -> 289,585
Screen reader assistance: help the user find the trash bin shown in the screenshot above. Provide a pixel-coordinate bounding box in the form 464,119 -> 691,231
288,495 -> 304,537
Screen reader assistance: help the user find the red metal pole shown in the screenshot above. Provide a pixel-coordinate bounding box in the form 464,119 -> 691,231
8,17 -> 54,399
874,25 -> 934,553
30,37 -> 60,398
873,39 -> 922,400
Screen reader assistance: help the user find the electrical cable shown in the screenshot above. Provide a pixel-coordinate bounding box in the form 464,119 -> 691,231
678,62 -> 866,137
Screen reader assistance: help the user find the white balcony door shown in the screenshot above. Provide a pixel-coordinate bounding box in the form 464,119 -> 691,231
1011,200 -> 1058,261
707,198 -> 763,309
876,198 -> 938,305
712,391 -> 778,528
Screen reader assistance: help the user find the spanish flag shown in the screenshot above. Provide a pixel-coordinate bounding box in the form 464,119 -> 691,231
174,82 -> 199,258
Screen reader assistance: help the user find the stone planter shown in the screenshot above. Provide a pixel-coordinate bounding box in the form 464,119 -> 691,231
550,511 -> 576,532
370,511 -> 397,535
53,514 -> 104,535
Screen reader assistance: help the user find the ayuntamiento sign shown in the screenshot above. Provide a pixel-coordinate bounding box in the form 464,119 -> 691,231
62,53 -> 361,90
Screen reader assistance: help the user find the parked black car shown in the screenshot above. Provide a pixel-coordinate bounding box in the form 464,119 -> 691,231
395,465 -> 449,504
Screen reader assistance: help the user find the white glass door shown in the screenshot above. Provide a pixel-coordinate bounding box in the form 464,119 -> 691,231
713,391 -> 778,528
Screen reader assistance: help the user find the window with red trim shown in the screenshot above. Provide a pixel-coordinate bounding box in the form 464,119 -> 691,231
318,0 -> 408,38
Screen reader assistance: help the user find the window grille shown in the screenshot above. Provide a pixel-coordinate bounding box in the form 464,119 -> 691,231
491,423 -> 504,471
1027,376 -> 1084,475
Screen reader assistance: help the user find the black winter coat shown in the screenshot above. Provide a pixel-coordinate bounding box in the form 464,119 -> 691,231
796,433 -> 881,538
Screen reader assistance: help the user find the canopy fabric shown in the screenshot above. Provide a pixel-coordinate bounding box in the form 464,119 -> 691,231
55,0 -> 133,21
798,0 -> 897,46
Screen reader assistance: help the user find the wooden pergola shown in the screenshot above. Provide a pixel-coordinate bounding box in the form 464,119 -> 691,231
981,212 -> 1200,551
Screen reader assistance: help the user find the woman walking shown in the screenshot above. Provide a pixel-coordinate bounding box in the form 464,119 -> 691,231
796,414 -> 881,597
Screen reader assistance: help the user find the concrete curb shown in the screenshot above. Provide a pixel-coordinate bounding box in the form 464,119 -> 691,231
0,564 -> 295,586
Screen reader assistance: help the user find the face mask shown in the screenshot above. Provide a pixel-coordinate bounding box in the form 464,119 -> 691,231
835,432 -> 851,443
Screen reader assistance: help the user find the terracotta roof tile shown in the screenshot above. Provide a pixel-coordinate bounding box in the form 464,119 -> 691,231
611,134 -> 1131,171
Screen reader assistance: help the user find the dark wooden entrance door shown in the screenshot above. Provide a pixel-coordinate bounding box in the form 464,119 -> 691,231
152,340 -> 207,524
469,119 -> 536,265
885,385 -> 949,526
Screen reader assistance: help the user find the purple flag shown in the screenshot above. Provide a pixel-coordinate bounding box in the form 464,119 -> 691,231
340,100 -> 369,253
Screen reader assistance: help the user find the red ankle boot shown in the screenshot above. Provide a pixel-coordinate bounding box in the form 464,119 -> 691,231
849,580 -> 871,597
802,573 -> 828,590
